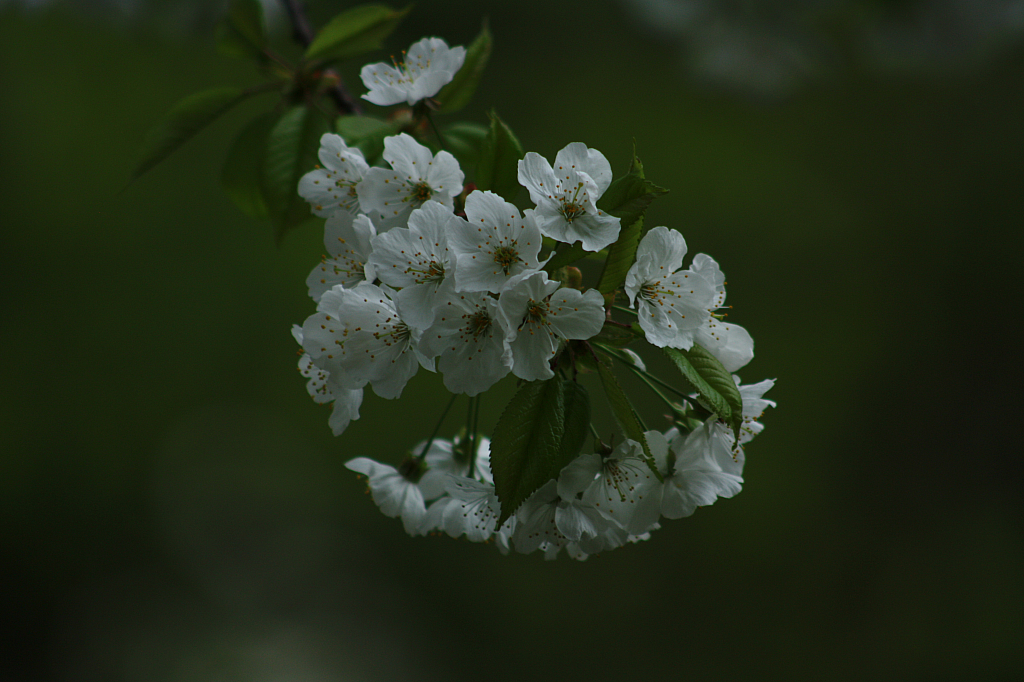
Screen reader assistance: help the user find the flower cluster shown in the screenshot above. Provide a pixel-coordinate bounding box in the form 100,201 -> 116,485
290,35 -> 776,559
295,132 -> 623,423
343,373 -> 773,560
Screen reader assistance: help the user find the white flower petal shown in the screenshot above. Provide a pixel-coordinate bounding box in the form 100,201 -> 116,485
517,152 -> 560,209
384,132 -> 436,179
298,134 -> 368,217
554,142 -> 613,195
451,191 -> 543,292
508,318 -> 559,380
635,226 -> 688,275
697,320 -> 754,372
554,499 -> 605,542
359,62 -> 409,106
546,287 -> 605,341
361,37 -> 465,106
556,452 -> 602,498
328,388 -> 363,435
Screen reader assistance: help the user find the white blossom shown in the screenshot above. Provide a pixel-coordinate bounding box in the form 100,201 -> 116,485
517,142 -> 620,252
306,213 -> 377,303
658,421 -> 745,519
360,37 -> 466,107
356,133 -> 464,226
449,190 -> 543,293
414,434 -> 493,488
298,133 -> 369,218
336,283 -> 435,398
658,378 -> 774,518
420,476 -> 513,545
624,226 -> 715,349
497,271 -> 605,381
418,290 -> 513,396
366,201 -> 462,330
735,377 -> 776,445
302,283 -> 433,400
345,457 -> 436,534
689,252 -> 754,371
557,433 -> 666,535
291,325 -> 363,436
511,480 -> 601,560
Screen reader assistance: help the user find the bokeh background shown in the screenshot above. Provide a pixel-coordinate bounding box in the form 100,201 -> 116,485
2,0 -> 1022,680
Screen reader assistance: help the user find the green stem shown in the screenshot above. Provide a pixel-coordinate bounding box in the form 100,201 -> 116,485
425,110 -> 447,150
597,341 -> 674,409
468,394 -> 482,479
612,305 -> 638,316
630,367 -> 678,412
464,394 -> 479,478
598,344 -> 698,405
416,392 -> 458,461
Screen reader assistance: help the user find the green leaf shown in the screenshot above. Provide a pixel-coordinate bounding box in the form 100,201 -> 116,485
543,243 -> 588,273
598,215 -> 645,294
596,360 -> 662,480
596,149 -> 668,294
335,114 -> 396,164
592,321 -> 639,348
662,345 -> 743,441
476,111 -> 524,202
263,105 -> 330,242
221,112 -> 275,219
442,121 -> 489,170
435,22 -> 492,113
215,0 -> 267,62
132,87 -> 249,180
490,379 -> 592,526
560,381 -> 592,470
304,4 -> 411,64
596,151 -> 668,228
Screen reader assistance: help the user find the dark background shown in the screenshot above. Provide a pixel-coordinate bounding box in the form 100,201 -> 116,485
2,0 -> 1022,679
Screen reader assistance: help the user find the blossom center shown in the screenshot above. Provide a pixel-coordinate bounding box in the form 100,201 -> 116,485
558,181 -> 589,222
559,201 -> 586,223
602,460 -> 632,502
467,310 -> 492,338
492,244 -> 520,274
389,56 -> 415,84
410,181 -> 433,207
526,299 -> 549,323
374,321 -> 411,346
423,261 -> 446,284
327,253 -> 366,278
639,282 -> 661,302
398,456 -> 426,482
333,179 -> 360,210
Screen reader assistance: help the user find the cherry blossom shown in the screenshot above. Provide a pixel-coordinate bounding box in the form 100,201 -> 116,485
360,37 -> 466,106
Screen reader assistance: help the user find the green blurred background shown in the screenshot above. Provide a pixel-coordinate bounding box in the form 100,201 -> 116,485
2,0 -> 1022,680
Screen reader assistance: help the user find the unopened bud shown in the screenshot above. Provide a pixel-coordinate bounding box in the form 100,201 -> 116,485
552,266 -> 584,290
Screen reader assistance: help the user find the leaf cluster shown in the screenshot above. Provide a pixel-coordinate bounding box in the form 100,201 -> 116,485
131,1 -> 499,242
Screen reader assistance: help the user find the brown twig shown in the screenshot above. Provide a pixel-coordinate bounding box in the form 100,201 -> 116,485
278,0 -> 364,116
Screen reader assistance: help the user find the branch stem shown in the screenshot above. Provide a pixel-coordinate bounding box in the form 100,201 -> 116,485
468,394 -> 481,478
597,344 -> 699,405
278,0 -> 364,116
416,392 -> 458,461
424,109 -> 447,149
